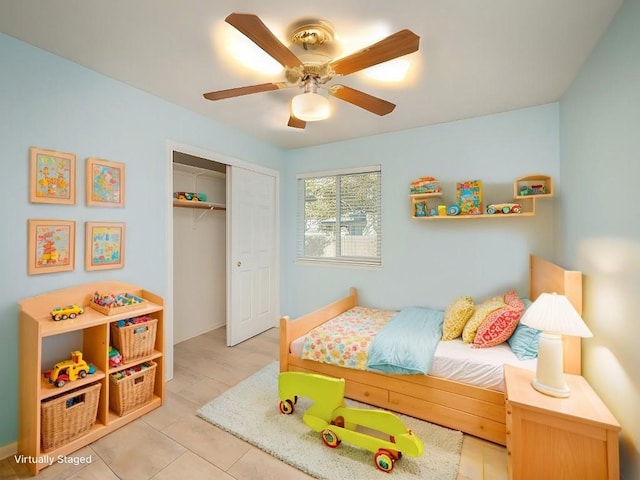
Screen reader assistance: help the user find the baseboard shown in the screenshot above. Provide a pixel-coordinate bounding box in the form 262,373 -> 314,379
0,442 -> 17,461
174,322 -> 225,345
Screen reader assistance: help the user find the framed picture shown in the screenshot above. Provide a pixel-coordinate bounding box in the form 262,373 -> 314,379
29,147 -> 76,204
27,219 -> 76,275
86,158 -> 125,207
85,222 -> 125,270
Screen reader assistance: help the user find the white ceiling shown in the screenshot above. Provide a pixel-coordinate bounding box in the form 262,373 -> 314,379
0,0 -> 622,150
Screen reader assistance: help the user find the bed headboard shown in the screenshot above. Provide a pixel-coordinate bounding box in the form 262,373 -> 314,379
529,254 -> 583,375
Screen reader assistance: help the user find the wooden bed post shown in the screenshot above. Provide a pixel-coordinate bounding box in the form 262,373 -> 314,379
279,316 -> 290,373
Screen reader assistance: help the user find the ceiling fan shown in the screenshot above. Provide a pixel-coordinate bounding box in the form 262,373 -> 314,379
203,13 -> 420,129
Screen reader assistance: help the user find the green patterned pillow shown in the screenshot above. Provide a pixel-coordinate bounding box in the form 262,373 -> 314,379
442,296 -> 475,340
462,296 -> 506,343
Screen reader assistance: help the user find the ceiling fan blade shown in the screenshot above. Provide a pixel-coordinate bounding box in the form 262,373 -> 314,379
329,29 -> 420,76
226,13 -> 303,69
287,116 -> 306,129
329,85 -> 396,116
203,82 -> 287,101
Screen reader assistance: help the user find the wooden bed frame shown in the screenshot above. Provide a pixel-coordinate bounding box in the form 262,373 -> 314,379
279,255 -> 583,445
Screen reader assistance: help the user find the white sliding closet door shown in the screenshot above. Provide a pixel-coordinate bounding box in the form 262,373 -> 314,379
227,165 -> 277,346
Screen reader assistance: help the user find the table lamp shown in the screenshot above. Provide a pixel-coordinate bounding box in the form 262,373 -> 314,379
519,292 -> 592,397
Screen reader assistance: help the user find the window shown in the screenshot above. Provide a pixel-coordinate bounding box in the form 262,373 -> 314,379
297,166 -> 381,266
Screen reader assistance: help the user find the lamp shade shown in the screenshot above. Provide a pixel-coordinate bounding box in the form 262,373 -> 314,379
520,292 -> 592,337
291,92 -> 330,122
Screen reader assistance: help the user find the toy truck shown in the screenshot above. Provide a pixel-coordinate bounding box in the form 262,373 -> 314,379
50,303 -> 84,321
278,371 -> 424,473
47,351 -> 90,388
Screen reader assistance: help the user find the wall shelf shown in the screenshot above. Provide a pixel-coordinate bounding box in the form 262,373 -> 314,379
411,174 -> 552,220
416,211 -> 536,220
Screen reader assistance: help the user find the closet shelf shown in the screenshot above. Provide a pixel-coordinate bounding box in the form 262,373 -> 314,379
173,199 -> 226,211
173,199 -> 226,226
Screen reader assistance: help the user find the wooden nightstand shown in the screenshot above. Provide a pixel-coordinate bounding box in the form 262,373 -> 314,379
504,365 -> 620,480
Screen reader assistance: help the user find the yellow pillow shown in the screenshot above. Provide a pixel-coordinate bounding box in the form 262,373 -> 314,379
462,297 -> 506,343
442,296 -> 475,340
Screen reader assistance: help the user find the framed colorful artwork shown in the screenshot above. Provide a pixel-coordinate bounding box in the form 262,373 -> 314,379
27,219 -> 76,275
29,147 -> 76,204
86,158 -> 125,207
85,222 -> 125,270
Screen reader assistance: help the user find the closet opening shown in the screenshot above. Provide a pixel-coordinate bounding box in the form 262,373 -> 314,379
172,151 -> 227,345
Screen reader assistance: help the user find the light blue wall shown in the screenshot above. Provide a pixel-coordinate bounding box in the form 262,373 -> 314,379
282,103 -> 560,317
0,33 -> 283,446
560,0 -> 640,477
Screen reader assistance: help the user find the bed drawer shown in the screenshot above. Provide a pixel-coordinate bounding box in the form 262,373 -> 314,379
344,380 -> 389,406
389,391 -> 506,445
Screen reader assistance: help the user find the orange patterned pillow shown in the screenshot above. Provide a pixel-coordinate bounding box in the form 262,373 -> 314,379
504,290 -> 525,312
473,291 -> 525,348
473,305 -> 522,348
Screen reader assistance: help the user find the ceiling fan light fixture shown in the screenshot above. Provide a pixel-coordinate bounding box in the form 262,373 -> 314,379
291,92 -> 330,121
206,13 -> 421,128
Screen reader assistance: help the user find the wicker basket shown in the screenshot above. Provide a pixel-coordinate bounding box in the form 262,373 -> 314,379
110,318 -> 158,362
109,361 -> 157,416
41,382 -> 101,452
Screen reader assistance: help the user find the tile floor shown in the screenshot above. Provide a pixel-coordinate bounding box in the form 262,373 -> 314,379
1,327 -> 507,479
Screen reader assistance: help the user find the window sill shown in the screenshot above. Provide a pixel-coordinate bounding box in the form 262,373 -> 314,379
295,258 -> 383,269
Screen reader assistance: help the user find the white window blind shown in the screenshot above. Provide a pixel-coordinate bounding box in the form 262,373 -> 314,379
296,166 -> 382,266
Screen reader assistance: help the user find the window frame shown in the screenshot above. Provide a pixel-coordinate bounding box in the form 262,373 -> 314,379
296,165 -> 382,267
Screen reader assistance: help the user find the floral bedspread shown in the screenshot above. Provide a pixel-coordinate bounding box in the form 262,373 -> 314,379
301,306 -> 397,370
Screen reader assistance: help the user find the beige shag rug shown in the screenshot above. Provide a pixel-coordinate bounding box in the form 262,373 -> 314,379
197,361 -> 462,480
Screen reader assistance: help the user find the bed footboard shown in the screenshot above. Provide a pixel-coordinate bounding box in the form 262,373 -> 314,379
279,287 -> 358,373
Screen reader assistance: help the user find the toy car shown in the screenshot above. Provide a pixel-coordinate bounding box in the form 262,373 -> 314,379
486,203 -> 522,214
278,371 -> 423,473
50,304 -> 84,321
519,184 -> 546,196
46,351 -> 90,388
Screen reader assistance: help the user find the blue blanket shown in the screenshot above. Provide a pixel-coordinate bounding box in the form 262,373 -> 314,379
366,306 -> 444,375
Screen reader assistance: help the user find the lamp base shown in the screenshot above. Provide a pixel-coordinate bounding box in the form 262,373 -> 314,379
531,332 -> 571,398
531,377 -> 570,398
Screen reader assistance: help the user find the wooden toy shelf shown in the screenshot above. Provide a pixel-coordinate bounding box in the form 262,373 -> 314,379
18,281 -> 165,475
411,174 -> 552,220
